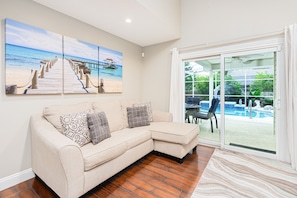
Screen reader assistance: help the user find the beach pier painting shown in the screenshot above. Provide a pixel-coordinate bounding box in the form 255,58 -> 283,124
5,18 -> 123,95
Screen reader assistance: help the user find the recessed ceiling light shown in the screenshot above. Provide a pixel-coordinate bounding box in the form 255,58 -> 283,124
125,18 -> 132,23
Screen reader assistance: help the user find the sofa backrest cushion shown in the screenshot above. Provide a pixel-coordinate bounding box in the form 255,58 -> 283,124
92,100 -> 125,132
43,102 -> 93,133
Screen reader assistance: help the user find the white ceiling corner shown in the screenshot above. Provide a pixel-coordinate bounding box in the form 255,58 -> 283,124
32,0 -> 181,47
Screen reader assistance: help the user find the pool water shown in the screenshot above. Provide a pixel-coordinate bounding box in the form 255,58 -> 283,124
200,101 -> 273,118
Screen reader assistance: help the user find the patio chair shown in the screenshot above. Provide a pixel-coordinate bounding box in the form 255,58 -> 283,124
185,97 -> 201,123
186,96 -> 201,105
194,98 -> 220,133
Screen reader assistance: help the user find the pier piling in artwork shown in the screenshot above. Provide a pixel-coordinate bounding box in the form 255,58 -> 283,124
24,58 -> 99,94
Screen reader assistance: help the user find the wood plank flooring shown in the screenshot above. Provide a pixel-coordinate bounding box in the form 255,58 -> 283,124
0,145 -> 214,198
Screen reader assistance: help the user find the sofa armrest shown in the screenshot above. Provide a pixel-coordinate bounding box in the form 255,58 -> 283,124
30,114 -> 84,198
152,110 -> 173,122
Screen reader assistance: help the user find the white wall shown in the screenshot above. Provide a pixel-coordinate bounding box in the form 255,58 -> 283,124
0,0 -> 143,182
142,0 -> 297,111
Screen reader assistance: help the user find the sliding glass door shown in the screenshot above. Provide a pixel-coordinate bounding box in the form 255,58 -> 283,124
222,51 -> 276,153
185,57 -> 221,143
184,45 -> 278,155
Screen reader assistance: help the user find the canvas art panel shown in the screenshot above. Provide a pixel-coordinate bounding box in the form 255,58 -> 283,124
5,18 -> 63,95
5,18 -> 123,95
98,46 -> 123,93
63,36 -> 99,94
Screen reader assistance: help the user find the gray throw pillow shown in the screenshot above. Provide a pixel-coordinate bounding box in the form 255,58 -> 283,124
133,102 -> 153,121
127,106 -> 150,128
87,112 -> 111,144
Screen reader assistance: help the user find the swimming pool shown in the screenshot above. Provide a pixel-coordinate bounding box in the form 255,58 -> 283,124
200,101 -> 273,118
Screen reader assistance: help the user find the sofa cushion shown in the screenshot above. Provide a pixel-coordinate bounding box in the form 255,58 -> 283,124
150,122 -> 199,145
92,101 -> 125,132
81,126 -> 152,171
87,112 -> 111,145
43,102 -> 93,133
133,101 -> 153,121
81,137 -> 127,171
127,106 -> 150,128
112,127 -> 152,149
60,110 -> 91,147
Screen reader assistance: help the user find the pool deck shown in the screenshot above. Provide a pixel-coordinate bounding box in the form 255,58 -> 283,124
196,114 -> 275,152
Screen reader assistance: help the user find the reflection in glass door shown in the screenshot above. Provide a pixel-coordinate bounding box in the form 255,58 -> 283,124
223,52 -> 276,153
184,57 -> 221,144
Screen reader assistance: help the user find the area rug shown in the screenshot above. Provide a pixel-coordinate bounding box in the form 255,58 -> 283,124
191,149 -> 297,198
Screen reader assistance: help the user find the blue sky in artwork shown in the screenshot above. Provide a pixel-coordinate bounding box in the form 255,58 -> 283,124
99,46 -> 123,64
5,18 -> 123,65
5,18 -> 62,54
63,36 -> 99,61
64,36 -> 122,64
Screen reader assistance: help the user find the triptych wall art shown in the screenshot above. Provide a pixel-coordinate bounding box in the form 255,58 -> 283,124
5,18 -> 123,95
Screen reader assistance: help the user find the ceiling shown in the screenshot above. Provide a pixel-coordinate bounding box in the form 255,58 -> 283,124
33,0 -> 181,47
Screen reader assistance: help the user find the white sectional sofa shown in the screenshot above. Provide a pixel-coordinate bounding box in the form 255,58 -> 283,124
30,99 -> 199,198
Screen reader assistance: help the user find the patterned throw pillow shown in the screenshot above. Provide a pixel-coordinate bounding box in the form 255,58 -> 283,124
87,112 -> 111,145
60,111 -> 91,147
127,106 -> 150,128
133,102 -> 153,121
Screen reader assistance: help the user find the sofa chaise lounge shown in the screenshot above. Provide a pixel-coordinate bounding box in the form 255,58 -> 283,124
30,99 -> 199,198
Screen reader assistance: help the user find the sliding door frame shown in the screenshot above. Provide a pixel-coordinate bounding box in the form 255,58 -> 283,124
180,37 -> 283,159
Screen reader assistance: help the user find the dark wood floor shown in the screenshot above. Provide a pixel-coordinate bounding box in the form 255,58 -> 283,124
0,145 -> 214,198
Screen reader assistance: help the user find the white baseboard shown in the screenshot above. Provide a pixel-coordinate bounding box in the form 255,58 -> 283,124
0,169 -> 35,191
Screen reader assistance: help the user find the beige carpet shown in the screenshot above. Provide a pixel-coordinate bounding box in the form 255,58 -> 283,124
191,149 -> 297,198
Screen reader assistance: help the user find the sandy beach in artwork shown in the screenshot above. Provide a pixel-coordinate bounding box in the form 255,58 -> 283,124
87,75 -> 123,93
6,61 -> 123,94
6,68 -> 33,94
103,79 -> 123,93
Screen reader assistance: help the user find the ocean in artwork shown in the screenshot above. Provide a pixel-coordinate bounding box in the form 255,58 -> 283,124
5,44 -> 123,81
5,44 -> 61,70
